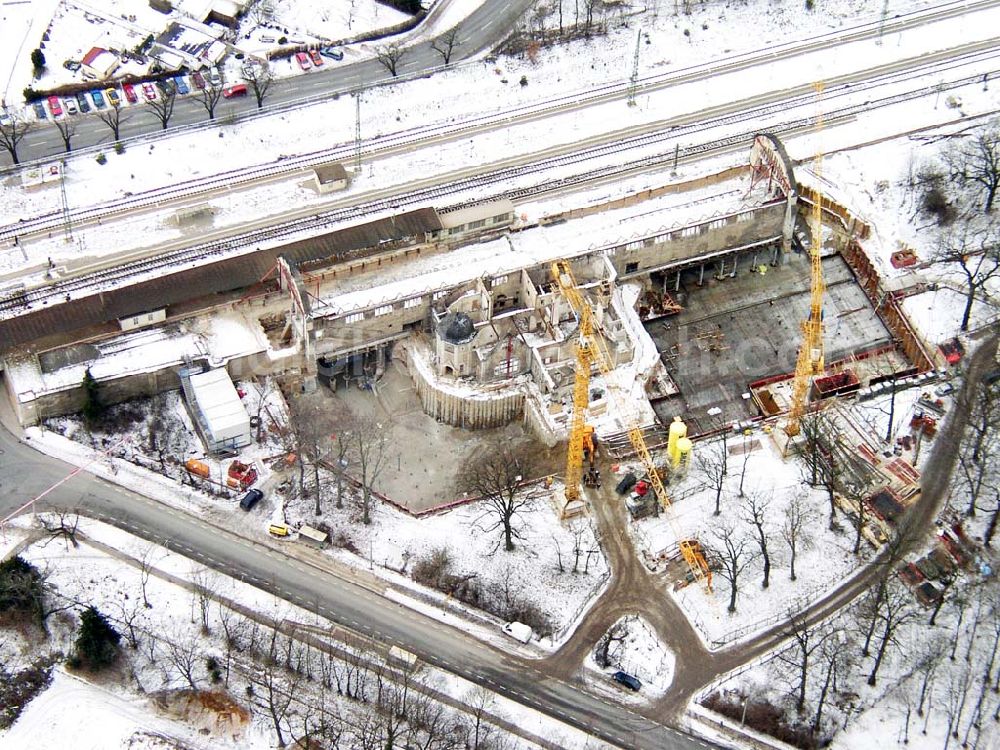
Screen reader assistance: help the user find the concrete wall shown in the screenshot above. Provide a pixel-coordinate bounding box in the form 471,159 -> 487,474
607,201 -> 787,277
406,345 -> 524,429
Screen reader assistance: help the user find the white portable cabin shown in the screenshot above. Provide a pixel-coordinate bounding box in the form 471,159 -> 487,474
184,368 -> 251,453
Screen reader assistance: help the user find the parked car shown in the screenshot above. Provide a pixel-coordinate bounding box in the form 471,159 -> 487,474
934,382 -> 955,396
222,83 -> 248,98
90,89 -> 105,108
207,68 -> 222,87
141,82 -> 157,101
191,70 -> 206,89
239,488 -> 263,511
33,101 -> 47,119
122,83 -> 138,104
75,92 -> 91,113
295,52 -> 311,71
62,60 -> 81,71
308,49 -> 323,66
105,87 -> 121,106
47,96 -> 63,116
174,75 -> 189,94
322,47 -> 344,61
612,671 -> 642,692
64,97 -> 78,115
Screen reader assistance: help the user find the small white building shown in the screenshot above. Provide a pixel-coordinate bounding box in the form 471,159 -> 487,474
182,367 -> 251,453
81,47 -> 121,80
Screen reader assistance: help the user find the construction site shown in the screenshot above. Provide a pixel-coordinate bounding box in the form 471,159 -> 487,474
0,128 -> 944,607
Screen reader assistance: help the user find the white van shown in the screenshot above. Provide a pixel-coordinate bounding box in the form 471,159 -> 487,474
502,621 -> 533,644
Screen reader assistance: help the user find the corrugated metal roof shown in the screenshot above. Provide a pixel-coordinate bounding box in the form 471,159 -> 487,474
0,208 -> 443,351
189,368 -> 249,441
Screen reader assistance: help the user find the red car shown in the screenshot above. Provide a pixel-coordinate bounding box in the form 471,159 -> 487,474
295,52 -> 311,71
122,83 -> 138,104
191,70 -> 206,89
47,95 -> 63,116
141,82 -> 157,101
308,49 -> 323,67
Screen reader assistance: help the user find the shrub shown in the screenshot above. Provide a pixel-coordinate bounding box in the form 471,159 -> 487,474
114,141 -> 125,154
81,368 -> 103,421
70,606 -> 121,672
0,556 -> 45,626
922,186 -> 956,225
519,75 -> 528,87
96,152 -> 107,165
31,48 -> 46,71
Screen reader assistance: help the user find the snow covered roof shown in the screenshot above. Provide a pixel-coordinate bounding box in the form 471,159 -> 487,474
187,368 -> 249,441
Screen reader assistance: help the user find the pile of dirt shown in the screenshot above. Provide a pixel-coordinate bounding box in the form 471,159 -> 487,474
150,688 -> 249,738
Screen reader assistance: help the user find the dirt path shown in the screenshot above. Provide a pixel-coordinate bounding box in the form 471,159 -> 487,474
544,331 -> 998,726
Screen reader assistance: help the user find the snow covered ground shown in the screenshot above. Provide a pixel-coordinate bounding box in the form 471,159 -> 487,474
583,615 -> 676,699
0,516 -> 604,749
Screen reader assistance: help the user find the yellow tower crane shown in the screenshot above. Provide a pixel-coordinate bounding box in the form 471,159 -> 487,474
784,81 -> 827,440
551,260 -> 712,590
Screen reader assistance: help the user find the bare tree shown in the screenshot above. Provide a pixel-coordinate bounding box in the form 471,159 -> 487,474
164,633 -> 202,690
593,617 -> 631,668
96,100 -> 129,142
866,578 -> 919,686
775,613 -> 833,712
190,566 -> 217,633
109,591 -> 145,649
942,123 -> 1000,213
741,490 -> 773,588
146,81 -> 177,130
375,43 -> 407,77
197,84 -> 224,121
288,395 -> 334,514
0,112 -> 33,165
813,630 -> 855,735
244,63 -> 275,109
431,27 -> 460,66
52,117 -> 78,152
932,222 -> 1000,331
350,416 -> 389,525
138,544 -> 157,609
695,438 -> 728,516
39,511 -> 81,548
707,520 -> 756,613
462,444 -> 533,552
255,621 -> 300,747
781,491 -> 815,581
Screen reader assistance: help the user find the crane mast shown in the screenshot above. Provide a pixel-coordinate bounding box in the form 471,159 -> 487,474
551,261 -> 711,590
784,82 -> 827,439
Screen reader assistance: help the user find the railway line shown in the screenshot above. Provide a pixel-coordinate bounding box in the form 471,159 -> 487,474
2,0 -> 997,244
1,40 -> 996,319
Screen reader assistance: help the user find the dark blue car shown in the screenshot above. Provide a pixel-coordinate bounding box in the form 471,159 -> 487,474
612,671 -> 642,691
32,101 -> 47,119
91,89 -> 106,108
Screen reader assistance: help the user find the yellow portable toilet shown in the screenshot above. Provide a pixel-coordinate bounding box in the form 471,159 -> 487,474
668,416 -> 688,467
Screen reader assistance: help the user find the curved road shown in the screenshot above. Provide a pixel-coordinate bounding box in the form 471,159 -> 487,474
4,0 -> 1000,168
0,383 -> 719,750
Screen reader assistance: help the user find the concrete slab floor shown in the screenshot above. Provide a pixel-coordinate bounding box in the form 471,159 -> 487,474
317,360 -> 561,514
646,251 -> 894,435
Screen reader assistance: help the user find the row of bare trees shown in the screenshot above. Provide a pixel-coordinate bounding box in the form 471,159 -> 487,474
286,395 -> 389,524
1,71 -> 278,164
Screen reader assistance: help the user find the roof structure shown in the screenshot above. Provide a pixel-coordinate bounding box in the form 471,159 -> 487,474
187,368 -> 250,446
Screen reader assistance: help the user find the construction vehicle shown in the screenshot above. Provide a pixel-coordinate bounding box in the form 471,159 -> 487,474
783,82 -> 827,443
582,424 -> 601,487
551,260 -> 711,590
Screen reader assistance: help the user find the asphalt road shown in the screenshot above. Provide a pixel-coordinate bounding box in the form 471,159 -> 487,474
7,0 -> 537,166
0,385 -> 722,750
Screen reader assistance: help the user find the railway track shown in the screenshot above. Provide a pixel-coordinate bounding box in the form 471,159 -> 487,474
2,49 -> 992,320
2,43 -> 996,319
2,0 -> 997,243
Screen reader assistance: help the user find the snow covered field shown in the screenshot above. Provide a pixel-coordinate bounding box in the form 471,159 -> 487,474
0,516 -> 602,749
